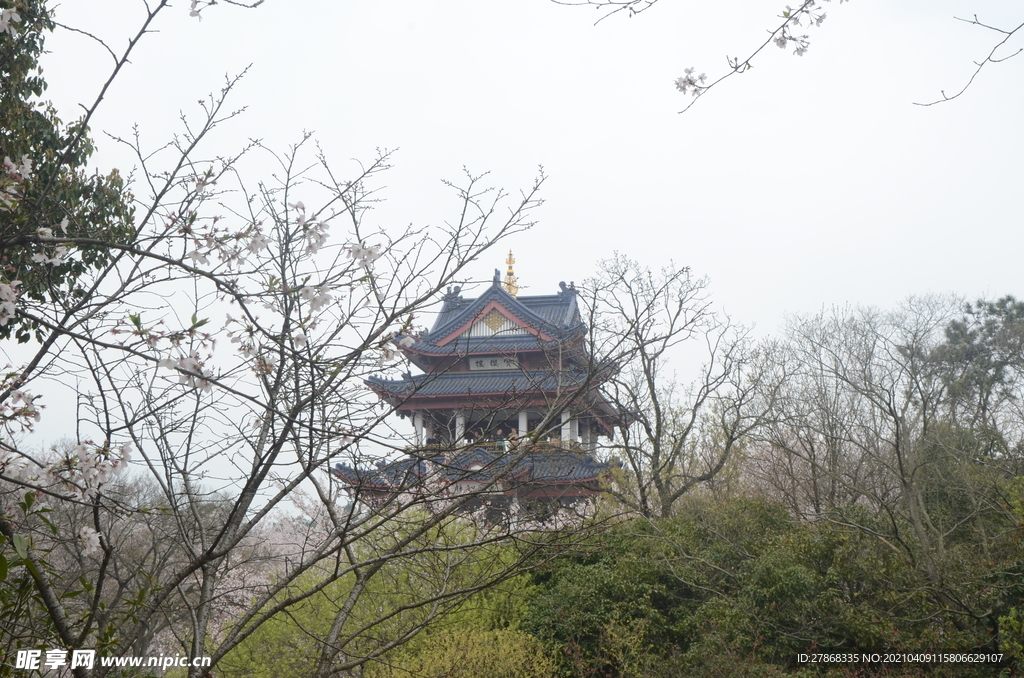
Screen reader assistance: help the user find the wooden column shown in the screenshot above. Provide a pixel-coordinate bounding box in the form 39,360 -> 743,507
413,412 -> 423,445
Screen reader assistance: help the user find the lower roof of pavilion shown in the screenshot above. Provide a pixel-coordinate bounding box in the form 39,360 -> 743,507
332,445 -> 612,493
365,368 -> 611,410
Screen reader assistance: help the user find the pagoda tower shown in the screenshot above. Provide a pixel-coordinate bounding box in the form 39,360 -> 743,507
334,263 -> 620,518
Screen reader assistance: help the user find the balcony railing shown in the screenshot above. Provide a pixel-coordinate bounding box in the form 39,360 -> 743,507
411,439 -> 584,454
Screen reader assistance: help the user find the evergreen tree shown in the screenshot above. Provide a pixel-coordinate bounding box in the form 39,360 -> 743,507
0,0 -> 133,342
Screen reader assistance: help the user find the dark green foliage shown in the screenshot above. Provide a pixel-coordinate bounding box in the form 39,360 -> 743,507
0,493 -> 61,677
0,0 -> 133,341
938,296 -> 1024,429
521,497 -> 1020,677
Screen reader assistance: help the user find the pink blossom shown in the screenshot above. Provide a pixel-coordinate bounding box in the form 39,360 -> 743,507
79,526 -> 102,557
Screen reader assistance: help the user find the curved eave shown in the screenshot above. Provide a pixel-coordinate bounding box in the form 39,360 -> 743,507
434,300 -> 561,346
526,476 -> 605,485
430,285 -> 573,340
394,331 -> 587,358
330,470 -> 397,491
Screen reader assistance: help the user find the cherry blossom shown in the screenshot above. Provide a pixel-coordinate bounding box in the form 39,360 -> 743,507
1,155 -> 32,212
229,333 -> 257,357
159,353 -> 213,392
3,154 -> 33,180
379,343 -> 400,363
304,220 -> 330,253
34,441 -> 134,500
31,245 -> 68,266
254,355 -> 277,375
16,155 -> 32,179
344,243 -> 382,270
774,2 -> 827,55
0,8 -> 20,36
246,231 -> 271,254
0,386 -> 41,439
0,185 -> 18,211
676,0 -> 839,102
79,526 -> 103,557
0,280 -> 21,325
187,250 -> 210,266
300,284 -> 333,312
0,446 -> 27,479
674,67 -> 707,97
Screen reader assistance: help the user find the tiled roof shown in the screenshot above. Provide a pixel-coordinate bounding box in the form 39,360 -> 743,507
332,457 -> 428,489
412,279 -> 584,352
332,446 -> 611,489
366,369 -> 592,398
520,294 -> 582,327
399,333 -> 574,357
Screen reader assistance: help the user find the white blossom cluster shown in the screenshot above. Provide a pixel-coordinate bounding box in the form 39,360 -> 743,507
0,388 -> 40,420
182,197 -> 390,378
676,0 -> 845,98
344,242 -> 382,270
773,1 -> 830,56
183,199 -> 335,273
406,495 -> 596,535
253,355 -> 277,376
78,526 -> 102,557
290,202 -> 331,254
188,0 -> 213,19
184,220 -> 272,271
1,154 -> 32,211
226,316 -> 258,358
40,442 -> 133,498
173,173 -> 275,271
0,388 -> 41,452
173,192 -> 388,393
378,331 -> 416,363
159,352 -> 213,392
378,343 -> 400,363
0,7 -> 20,37
0,280 -> 21,326
32,221 -> 71,266
2,155 -> 74,267
299,283 -> 333,313
1,441 -> 133,518
510,503 -> 596,531
674,67 -> 708,97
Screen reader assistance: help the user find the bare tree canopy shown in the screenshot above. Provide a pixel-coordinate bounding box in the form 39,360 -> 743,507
0,4 -> 612,677
579,255 -> 778,517
744,296 -> 1024,641
553,0 -> 1024,111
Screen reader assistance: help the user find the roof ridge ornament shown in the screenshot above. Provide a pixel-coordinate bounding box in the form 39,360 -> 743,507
503,250 -> 519,297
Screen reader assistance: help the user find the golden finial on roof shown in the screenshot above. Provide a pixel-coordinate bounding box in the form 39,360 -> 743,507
503,250 -> 519,297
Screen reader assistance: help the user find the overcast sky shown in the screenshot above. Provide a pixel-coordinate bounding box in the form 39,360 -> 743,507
45,0 -> 1024,338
